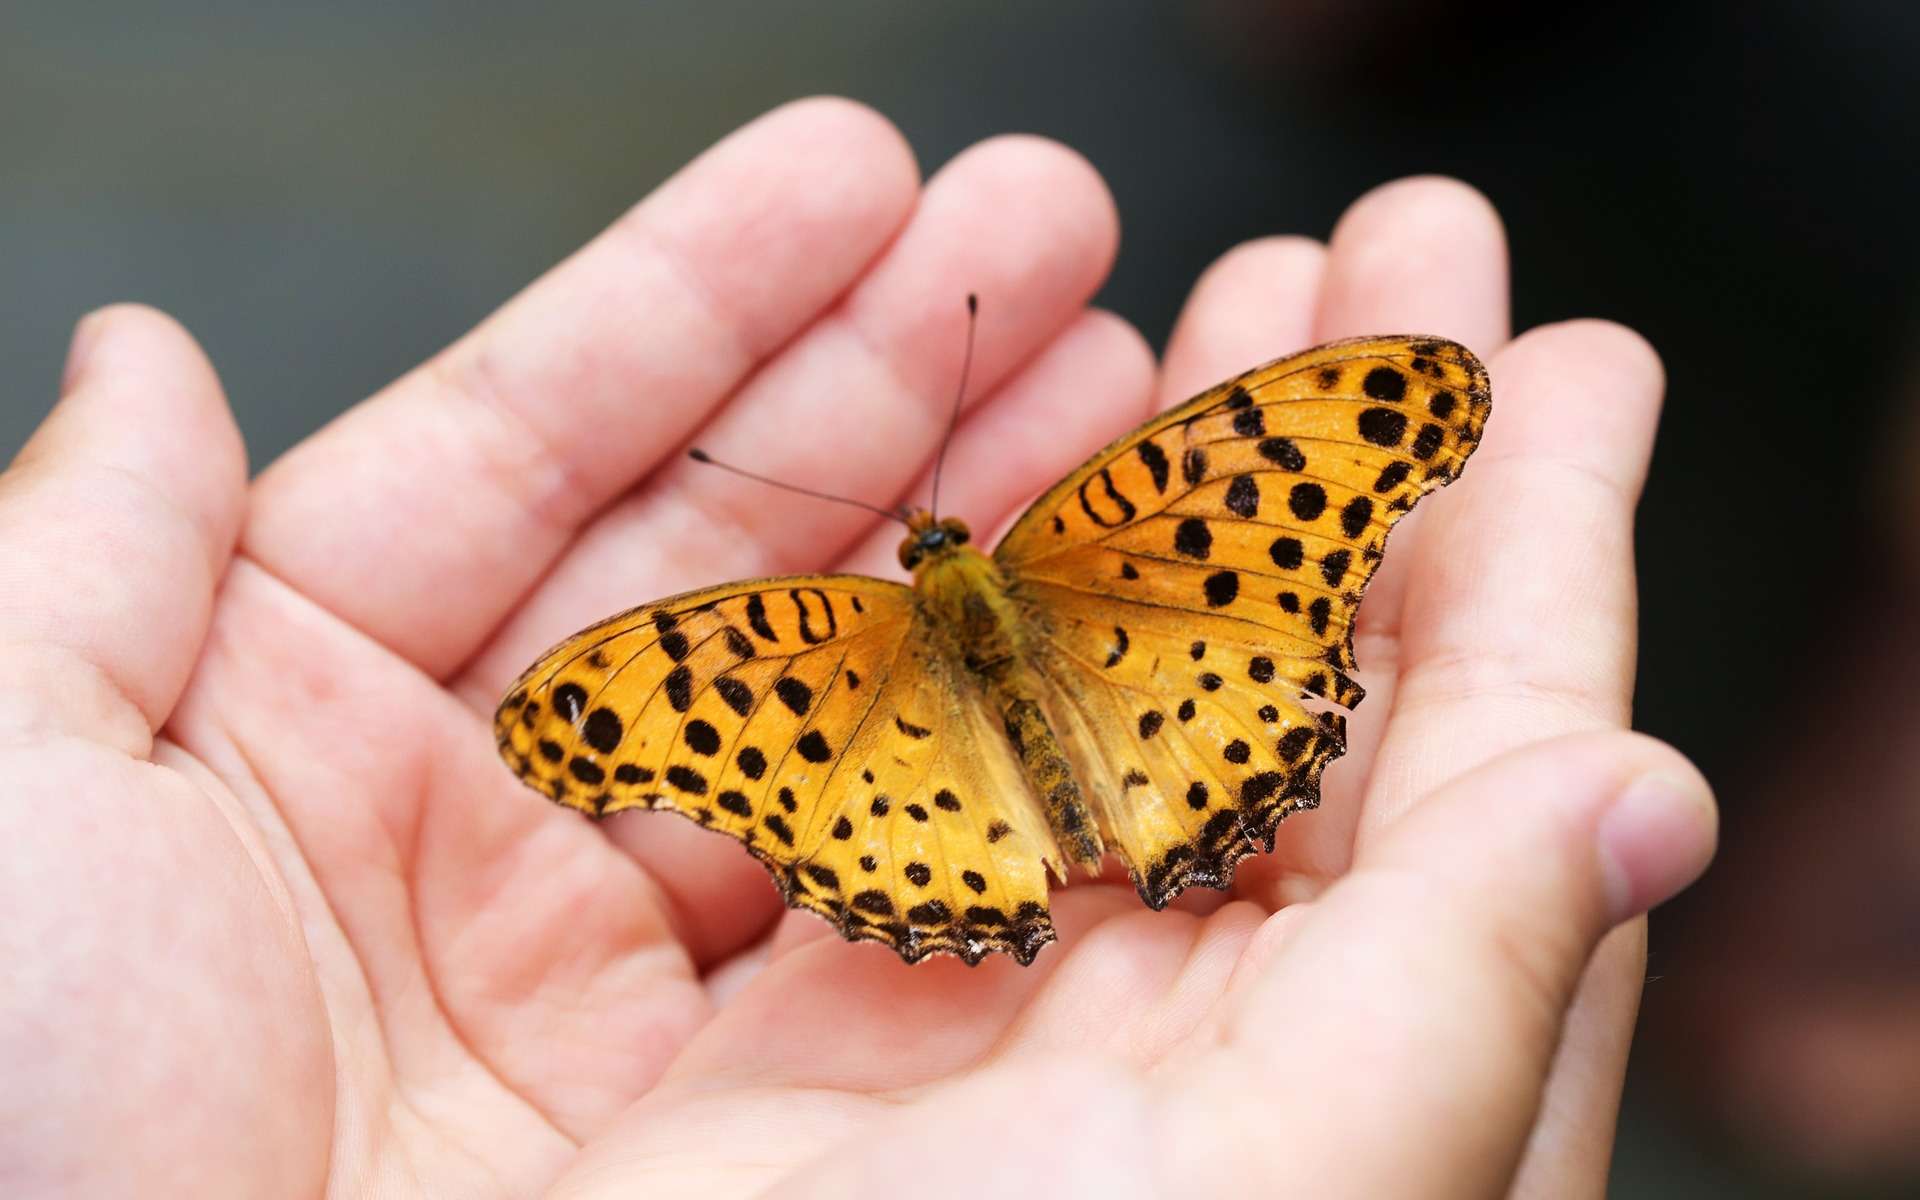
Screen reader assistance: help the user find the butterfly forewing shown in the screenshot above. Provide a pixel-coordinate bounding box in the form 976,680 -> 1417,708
494,575 -> 1060,964
995,336 -> 1490,905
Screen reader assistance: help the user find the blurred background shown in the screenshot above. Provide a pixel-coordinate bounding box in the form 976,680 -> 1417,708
5,1 -> 1916,1194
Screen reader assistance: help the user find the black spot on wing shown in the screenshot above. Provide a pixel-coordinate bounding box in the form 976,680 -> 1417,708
1374,461 -> 1412,493
553,682 -> 588,723
1224,475 -> 1260,518
1174,517 -> 1213,559
664,665 -> 693,712
736,745 -> 768,779
1340,496 -> 1374,539
1136,441 -> 1171,492
774,676 -> 814,715
582,708 -> 623,753
895,715 -> 932,739
683,719 -> 720,756
745,593 -> 777,642
1358,407 -> 1408,447
569,757 -> 604,785
722,625 -> 755,659
714,676 -> 753,717
1257,437 -> 1306,471
1362,366 -> 1406,402
1412,423 -> 1445,460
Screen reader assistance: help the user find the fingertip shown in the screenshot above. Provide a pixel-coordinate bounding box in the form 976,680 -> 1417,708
1161,235 -> 1327,405
1333,175 -> 1505,245
940,133 -> 1121,273
1597,742 -> 1718,924
751,94 -> 922,193
1197,234 -> 1327,290
1319,174 -> 1510,352
36,303 -> 248,508
3,304 -> 247,737
1483,318 -> 1668,491
1073,307 -> 1158,415
1506,317 -> 1666,411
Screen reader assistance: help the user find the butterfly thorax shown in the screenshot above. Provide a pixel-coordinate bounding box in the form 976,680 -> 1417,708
907,523 -> 1106,868
909,538 -> 1026,679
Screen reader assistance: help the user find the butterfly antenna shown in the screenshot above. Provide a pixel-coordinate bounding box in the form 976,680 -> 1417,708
686,449 -> 909,526
929,292 -> 978,519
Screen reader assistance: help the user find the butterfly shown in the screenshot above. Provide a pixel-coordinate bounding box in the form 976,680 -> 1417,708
495,330 -> 1490,965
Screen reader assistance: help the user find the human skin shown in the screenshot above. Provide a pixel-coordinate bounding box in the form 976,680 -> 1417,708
0,98 -> 1715,1198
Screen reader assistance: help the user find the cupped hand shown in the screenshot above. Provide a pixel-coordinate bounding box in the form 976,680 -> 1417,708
0,99 -> 1715,1198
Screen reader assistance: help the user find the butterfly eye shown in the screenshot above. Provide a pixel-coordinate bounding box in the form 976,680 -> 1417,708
898,536 -> 925,570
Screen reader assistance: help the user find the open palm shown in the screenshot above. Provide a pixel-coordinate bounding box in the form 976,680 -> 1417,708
2,100 -> 1713,1199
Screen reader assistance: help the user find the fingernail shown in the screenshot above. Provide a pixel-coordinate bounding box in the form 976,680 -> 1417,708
61,311 -> 104,395
1597,770 -> 1717,922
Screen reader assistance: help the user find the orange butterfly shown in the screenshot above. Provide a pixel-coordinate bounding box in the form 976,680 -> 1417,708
496,329 -> 1489,965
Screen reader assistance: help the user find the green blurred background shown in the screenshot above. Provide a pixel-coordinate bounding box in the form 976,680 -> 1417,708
5,2 -> 1917,1194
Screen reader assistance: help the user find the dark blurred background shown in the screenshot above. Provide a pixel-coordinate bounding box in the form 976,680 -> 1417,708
5,1 -> 1917,1194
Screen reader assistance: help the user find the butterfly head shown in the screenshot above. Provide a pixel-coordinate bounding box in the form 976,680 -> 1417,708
898,510 -> 971,571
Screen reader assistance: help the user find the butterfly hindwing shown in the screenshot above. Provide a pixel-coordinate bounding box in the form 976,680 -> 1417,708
995,336 -> 1490,903
494,575 -> 1061,964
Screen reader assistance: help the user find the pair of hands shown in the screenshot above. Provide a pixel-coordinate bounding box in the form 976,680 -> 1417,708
0,99 -> 1715,1197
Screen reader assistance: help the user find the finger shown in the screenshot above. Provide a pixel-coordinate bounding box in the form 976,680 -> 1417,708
1362,319 -> 1665,1198
1169,731 -> 1716,1198
1365,320 -> 1664,826
1313,175 -> 1511,352
245,97 -> 921,677
1311,176 -> 1511,662
837,309 -> 1156,577
0,306 -> 246,752
608,309 -> 1150,969
1507,920 -> 1646,1198
457,134 -> 1120,701
1157,235 -> 1327,408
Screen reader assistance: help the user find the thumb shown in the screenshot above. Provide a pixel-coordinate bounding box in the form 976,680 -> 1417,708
1170,730 -> 1717,1198
0,305 -> 246,753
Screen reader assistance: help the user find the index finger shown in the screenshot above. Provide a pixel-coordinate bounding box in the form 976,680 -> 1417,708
245,98 -> 920,678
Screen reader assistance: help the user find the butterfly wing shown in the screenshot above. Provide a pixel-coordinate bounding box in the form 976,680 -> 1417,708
495,576 -> 1061,964
995,336 -> 1490,905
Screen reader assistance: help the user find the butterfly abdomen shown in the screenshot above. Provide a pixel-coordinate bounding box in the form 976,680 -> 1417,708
999,695 -> 1103,868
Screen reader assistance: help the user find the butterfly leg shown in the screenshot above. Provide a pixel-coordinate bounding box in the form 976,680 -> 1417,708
999,694 -> 1103,869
